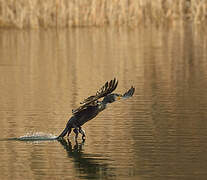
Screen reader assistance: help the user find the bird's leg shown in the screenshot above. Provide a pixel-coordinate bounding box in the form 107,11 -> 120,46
73,126 -> 79,141
79,126 -> 86,140
67,128 -> 72,139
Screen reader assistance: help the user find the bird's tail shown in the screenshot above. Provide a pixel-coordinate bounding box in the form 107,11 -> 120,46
57,116 -> 76,139
57,125 -> 70,139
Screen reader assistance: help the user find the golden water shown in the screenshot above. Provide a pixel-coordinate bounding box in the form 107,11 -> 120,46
0,24 -> 207,179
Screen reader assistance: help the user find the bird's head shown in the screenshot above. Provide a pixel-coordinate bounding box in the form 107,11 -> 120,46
103,93 -> 122,104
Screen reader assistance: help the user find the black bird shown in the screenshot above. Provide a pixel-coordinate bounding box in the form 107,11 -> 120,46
58,78 -> 135,140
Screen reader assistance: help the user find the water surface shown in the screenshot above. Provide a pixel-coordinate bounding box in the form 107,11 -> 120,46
0,25 -> 207,179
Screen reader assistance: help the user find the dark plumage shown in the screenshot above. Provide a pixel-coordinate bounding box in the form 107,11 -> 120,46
58,78 -> 135,140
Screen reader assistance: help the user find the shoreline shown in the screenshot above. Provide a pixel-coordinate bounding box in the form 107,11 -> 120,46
0,0 -> 206,29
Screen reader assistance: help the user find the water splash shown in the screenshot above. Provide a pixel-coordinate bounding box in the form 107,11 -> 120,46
7,132 -> 58,142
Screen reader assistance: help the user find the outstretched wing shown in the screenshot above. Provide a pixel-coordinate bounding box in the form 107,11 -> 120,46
81,78 -> 118,105
72,78 -> 118,114
122,86 -> 135,99
111,86 -> 135,101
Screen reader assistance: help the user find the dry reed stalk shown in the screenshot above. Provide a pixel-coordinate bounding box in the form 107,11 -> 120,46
0,0 -> 206,28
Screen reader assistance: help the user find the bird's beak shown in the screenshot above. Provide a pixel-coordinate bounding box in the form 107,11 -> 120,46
116,96 -> 122,100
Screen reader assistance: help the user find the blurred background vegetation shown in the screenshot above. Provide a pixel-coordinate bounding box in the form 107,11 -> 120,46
0,0 -> 206,28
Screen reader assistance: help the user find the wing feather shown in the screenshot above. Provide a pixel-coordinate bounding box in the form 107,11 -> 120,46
72,78 -> 118,115
80,78 -> 118,105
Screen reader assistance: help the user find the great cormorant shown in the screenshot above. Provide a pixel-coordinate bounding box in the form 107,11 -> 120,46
58,78 -> 135,140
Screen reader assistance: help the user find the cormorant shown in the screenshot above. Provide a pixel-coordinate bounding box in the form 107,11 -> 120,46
58,78 -> 135,140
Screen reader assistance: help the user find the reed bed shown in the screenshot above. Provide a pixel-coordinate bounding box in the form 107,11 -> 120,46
0,0 -> 206,28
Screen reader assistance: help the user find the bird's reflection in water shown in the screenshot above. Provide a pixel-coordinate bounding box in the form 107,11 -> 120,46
58,139 -> 115,179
